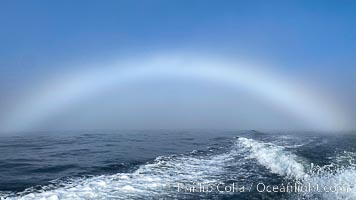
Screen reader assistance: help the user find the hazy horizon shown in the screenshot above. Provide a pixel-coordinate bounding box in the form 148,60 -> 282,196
1,1 -> 356,133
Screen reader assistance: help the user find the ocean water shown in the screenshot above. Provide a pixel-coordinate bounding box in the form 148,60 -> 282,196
0,130 -> 355,200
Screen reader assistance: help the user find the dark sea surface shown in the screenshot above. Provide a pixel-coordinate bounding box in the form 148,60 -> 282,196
0,130 -> 355,200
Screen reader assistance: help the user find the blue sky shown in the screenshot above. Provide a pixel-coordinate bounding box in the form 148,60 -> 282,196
1,1 -> 355,69
0,1 -> 355,131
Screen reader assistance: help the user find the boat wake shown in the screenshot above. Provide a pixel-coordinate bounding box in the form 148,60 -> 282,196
237,137 -> 355,200
1,137 -> 355,200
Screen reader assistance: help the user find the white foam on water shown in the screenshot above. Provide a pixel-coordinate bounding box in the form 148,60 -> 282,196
236,137 -> 307,179
301,151 -> 356,200
2,137 -> 355,200
237,137 -> 356,200
1,149 -> 238,200
304,166 -> 356,200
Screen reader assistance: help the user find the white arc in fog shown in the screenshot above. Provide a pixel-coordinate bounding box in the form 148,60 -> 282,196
0,54 -> 350,132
